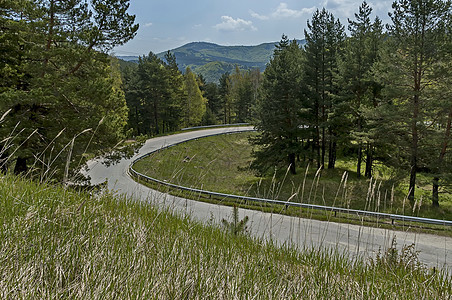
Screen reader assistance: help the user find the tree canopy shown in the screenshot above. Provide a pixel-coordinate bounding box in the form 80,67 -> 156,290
0,0 -> 138,180
249,0 -> 452,208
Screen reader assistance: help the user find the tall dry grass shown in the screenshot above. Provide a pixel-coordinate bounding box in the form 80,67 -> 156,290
1,175 -> 450,299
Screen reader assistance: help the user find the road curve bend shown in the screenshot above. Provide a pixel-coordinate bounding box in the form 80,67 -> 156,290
85,127 -> 452,271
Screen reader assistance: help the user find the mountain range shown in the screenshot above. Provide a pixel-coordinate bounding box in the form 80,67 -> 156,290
117,40 -> 305,83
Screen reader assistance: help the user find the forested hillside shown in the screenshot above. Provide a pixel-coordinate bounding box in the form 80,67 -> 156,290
118,40 -> 305,83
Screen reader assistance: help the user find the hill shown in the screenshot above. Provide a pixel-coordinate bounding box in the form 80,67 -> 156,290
117,40 -> 305,83
2,175 -> 450,297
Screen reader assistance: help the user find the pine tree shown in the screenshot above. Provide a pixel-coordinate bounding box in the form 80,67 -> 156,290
0,0 -> 138,178
221,205 -> 249,236
203,82 -> 221,124
229,67 -> 256,123
375,0 -> 451,204
304,8 -> 345,169
162,51 -> 184,132
251,35 -> 303,175
218,72 -> 233,124
428,36 -> 452,207
338,1 -> 384,178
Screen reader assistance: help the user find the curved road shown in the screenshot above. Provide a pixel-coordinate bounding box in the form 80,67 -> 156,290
85,127 -> 451,271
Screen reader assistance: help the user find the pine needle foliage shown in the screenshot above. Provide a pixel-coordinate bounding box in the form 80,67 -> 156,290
221,205 -> 249,235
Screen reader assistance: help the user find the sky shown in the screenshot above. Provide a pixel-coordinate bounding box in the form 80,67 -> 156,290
112,0 -> 393,56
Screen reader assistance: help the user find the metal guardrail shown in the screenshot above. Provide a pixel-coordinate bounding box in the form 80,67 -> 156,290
129,130 -> 452,228
181,123 -> 250,131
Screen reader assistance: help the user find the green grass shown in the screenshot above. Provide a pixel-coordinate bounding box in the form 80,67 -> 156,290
134,132 -> 257,195
1,175 -> 451,298
133,132 -> 452,222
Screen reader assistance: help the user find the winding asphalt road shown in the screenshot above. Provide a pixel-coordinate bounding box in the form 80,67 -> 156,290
85,127 -> 451,271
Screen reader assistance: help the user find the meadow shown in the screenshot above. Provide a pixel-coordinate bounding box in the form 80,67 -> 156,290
133,132 -> 452,223
1,175 -> 451,298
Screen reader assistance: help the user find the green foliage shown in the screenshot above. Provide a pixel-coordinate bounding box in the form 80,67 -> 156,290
0,0 -> 138,179
303,8 -> 346,170
123,52 -> 184,135
229,67 -> 260,123
156,41 -> 276,83
251,35 -> 304,175
221,205 -> 249,235
191,61 -> 243,84
337,1 -> 385,178
373,0 -> 452,204
183,68 -> 207,127
203,82 -> 222,124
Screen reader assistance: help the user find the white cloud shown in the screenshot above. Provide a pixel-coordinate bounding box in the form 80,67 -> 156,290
249,10 -> 269,20
214,16 -> 257,32
319,0 -> 392,23
144,22 -> 153,27
272,3 -> 315,18
251,3 -> 315,20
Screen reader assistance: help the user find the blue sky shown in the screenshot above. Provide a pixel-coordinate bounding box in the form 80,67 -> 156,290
113,0 -> 392,56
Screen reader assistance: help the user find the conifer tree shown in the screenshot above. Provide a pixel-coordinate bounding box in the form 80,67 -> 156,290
428,36 -> 452,206
375,0 -> 451,204
203,82 -> 221,124
218,73 -> 233,124
338,1 -> 384,178
251,36 -> 303,174
304,8 -> 345,169
229,67 -> 256,123
0,0 -> 138,178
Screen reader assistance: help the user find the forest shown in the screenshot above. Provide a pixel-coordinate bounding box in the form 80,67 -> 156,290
1,0 -> 451,208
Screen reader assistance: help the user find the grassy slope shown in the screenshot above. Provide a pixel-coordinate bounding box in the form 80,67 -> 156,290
133,132 -> 452,221
1,175 -> 451,298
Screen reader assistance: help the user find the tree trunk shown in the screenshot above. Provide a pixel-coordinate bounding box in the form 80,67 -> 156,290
365,143 -> 373,178
357,143 -> 362,178
288,153 -> 296,175
42,0 -> 55,74
408,91 -> 420,205
408,144 -> 417,206
321,110 -> 326,169
310,137 -> 315,164
356,116 -> 363,178
432,177 -> 440,207
153,100 -> 159,134
14,156 -> 27,175
432,104 -> 452,207
328,131 -> 336,169
328,140 -> 337,169
315,116 -> 321,169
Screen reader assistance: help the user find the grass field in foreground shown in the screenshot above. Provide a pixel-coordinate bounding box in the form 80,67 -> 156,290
133,132 -> 452,221
0,175 -> 451,298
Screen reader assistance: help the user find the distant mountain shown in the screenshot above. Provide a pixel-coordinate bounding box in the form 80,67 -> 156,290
117,40 -> 305,83
117,55 -> 140,62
